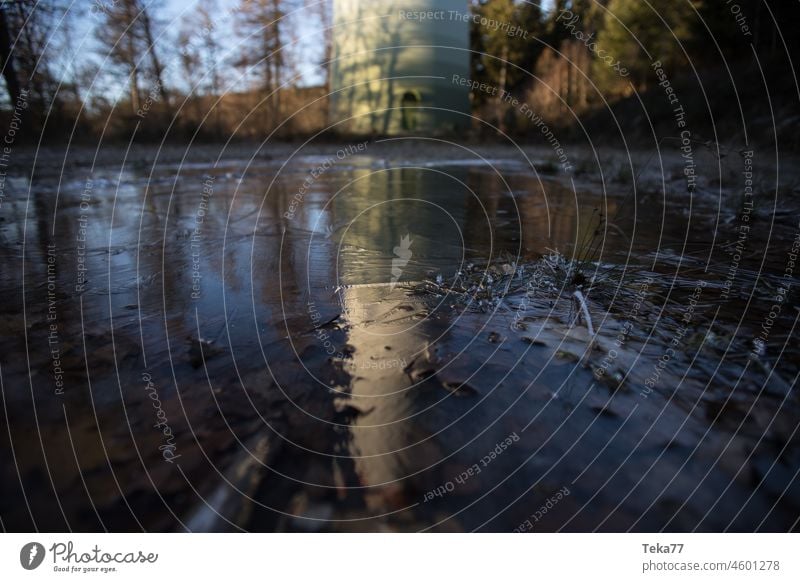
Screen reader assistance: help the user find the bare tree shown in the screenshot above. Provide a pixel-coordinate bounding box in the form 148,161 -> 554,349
305,0 -> 331,96
139,4 -> 170,108
0,0 -> 66,109
178,0 -> 226,133
0,5 -> 22,106
234,0 -> 287,131
94,0 -> 170,116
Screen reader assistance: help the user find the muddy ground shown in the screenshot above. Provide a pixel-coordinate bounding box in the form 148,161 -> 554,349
1,141 -> 799,531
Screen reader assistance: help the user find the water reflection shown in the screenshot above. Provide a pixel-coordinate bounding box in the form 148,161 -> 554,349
1,152 -> 797,532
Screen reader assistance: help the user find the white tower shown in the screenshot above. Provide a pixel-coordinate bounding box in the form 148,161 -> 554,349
329,0 -> 471,135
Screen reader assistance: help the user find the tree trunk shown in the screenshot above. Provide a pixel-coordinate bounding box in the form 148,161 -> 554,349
0,7 -> 21,105
140,7 -> 171,112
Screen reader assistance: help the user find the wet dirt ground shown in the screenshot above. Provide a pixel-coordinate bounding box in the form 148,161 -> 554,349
1,141 -> 799,531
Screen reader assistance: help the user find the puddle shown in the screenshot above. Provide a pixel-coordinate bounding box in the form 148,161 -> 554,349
1,146 -> 798,532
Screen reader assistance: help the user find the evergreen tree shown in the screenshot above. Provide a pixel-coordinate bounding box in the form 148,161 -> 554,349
596,0 -> 698,95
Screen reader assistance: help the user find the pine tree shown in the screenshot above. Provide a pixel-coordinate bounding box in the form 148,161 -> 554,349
596,0 -> 698,96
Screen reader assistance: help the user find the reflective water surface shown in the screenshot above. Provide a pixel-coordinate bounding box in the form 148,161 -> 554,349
1,145 -> 799,531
